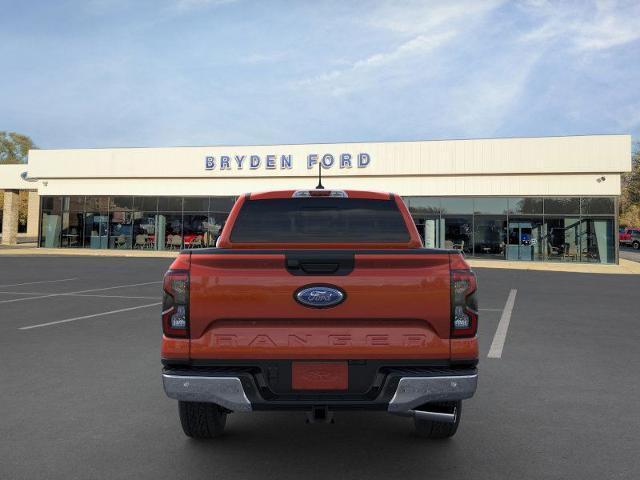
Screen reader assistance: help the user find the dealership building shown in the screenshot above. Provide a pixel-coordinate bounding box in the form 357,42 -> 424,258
0,134 -> 632,263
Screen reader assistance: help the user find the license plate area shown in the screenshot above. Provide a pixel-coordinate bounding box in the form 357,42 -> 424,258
292,361 -> 348,390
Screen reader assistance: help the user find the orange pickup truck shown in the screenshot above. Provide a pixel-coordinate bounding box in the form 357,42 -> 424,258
161,189 -> 478,439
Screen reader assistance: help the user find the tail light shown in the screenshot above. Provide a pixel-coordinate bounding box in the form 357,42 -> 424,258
162,270 -> 189,338
451,270 -> 478,338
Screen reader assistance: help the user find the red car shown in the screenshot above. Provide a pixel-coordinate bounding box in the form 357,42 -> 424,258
161,189 -> 478,439
620,227 -> 640,248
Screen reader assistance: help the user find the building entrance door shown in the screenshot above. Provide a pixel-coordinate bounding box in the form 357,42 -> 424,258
422,217 -> 445,248
507,222 -> 538,261
86,214 -> 108,249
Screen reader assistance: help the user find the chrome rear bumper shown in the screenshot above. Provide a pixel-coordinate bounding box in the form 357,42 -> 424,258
387,375 -> 478,413
162,374 -> 252,412
162,371 -> 477,415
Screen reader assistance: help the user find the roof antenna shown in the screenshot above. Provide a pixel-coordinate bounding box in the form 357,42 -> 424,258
316,160 -> 324,189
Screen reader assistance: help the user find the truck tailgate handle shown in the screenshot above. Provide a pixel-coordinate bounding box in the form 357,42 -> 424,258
300,262 -> 339,274
285,252 -> 354,276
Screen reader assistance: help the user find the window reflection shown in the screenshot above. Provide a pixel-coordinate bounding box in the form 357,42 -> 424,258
443,216 -> 472,253
109,211 -> 132,249
133,212 -> 156,249
61,197 -> 84,248
474,217 -> 507,258
581,197 -> 614,215
544,217 -> 581,261
157,213 -> 183,250
508,198 -> 542,215
473,198 -> 508,215
37,195 -> 615,264
40,197 -> 63,247
544,197 -> 580,215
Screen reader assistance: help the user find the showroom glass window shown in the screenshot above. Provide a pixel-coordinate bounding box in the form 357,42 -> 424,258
157,197 -> 183,250
61,196 -> 85,248
109,196 -> 133,249
183,197 -> 209,249
473,198 -> 508,259
507,198 -> 544,261
132,197 -> 158,250
40,196 -> 63,247
579,197 -> 615,263
440,198 -> 473,254
543,197 -> 581,262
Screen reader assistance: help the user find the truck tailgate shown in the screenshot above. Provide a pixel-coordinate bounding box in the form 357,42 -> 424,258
188,250 -> 453,360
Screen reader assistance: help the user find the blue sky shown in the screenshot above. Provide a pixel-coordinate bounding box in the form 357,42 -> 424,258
1,0 -> 639,149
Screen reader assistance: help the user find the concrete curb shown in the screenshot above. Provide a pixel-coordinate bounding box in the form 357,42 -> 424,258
467,258 -> 640,275
0,247 -> 179,258
0,247 -> 638,274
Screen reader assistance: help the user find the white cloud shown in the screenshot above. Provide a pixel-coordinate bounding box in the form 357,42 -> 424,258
519,0 -> 640,51
297,0 -> 506,96
239,51 -> 289,65
369,0 -> 505,35
298,31 -> 455,95
441,52 -> 542,136
172,0 -> 238,11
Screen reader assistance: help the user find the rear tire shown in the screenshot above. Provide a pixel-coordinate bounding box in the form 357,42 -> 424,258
178,401 -> 227,439
413,401 -> 461,439
633,241 -> 640,250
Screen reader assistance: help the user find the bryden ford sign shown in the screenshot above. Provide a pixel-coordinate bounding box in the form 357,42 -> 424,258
205,153 -> 370,171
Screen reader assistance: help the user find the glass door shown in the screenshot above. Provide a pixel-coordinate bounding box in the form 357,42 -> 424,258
85,214 -> 109,249
423,216 -> 444,248
508,221 -> 539,261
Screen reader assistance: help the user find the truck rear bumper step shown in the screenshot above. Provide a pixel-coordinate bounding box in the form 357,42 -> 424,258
162,371 -> 477,414
162,374 -> 253,412
387,375 -> 477,414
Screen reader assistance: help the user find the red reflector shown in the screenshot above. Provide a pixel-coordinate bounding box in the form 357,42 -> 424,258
292,362 -> 348,390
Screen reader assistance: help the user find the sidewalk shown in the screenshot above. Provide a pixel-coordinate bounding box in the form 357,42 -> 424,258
466,258 -> 640,275
0,246 -> 178,258
0,245 -> 638,274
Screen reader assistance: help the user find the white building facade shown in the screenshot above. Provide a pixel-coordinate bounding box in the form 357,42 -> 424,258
0,134 -> 632,263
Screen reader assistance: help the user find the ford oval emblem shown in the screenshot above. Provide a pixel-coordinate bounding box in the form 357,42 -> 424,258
295,285 -> 345,308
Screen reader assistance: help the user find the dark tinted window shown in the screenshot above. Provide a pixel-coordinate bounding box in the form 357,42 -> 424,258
183,197 -> 209,212
110,196 -> 133,211
210,196 -> 236,213
405,197 -> 441,215
230,198 -> 410,243
581,197 -> 614,215
474,198 -> 508,215
134,196 -> 158,211
158,197 -> 183,211
508,197 -> 542,215
544,197 -> 580,215
441,198 -> 473,215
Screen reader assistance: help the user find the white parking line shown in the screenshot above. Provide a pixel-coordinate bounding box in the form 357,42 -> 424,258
0,278 -> 78,288
19,302 -> 162,330
488,289 -> 518,359
0,291 -> 158,299
0,281 -> 162,305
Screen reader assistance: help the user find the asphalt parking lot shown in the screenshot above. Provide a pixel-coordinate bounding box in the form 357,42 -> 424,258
620,245 -> 640,263
1,256 -> 639,480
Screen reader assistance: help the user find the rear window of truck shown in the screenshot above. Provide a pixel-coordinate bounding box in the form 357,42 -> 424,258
230,197 -> 410,243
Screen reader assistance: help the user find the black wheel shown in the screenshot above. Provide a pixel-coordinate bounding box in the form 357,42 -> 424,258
413,401 -> 461,439
633,241 -> 640,250
178,401 -> 227,439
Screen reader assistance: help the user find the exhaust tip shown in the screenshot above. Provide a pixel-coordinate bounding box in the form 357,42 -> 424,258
412,407 -> 457,424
